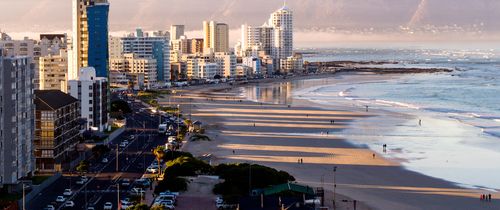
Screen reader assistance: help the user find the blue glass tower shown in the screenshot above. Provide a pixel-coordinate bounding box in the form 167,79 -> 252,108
86,3 -> 109,78
152,42 -> 165,82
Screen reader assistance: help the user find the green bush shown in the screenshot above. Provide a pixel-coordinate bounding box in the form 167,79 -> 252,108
164,156 -> 212,177
154,177 -> 188,194
213,163 -> 295,204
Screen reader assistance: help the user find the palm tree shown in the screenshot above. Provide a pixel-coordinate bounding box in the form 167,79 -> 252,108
153,146 -> 166,175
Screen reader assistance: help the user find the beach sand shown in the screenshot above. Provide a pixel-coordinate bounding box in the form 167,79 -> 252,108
160,75 -> 500,210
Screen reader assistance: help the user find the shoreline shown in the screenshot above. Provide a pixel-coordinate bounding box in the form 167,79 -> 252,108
162,73 -> 500,210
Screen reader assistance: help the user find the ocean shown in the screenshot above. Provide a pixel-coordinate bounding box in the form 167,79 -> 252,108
242,43 -> 500,190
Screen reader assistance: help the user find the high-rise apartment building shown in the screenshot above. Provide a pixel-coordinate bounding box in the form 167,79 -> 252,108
241,24 -> 275,57
108,36 -> 123,59
269,5 -> 293,61
203,21 -> 229,53
170,25 -> 185,41
121,29 -> 171,82
39,50 -> 68,91
190,39 -> 204,54
68,67 -> 109,131
34,90 -> 80,173
0,50 -> 35,189
70,0 -> 109,79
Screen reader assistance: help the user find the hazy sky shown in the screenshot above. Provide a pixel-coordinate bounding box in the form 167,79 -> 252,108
1,0 -> 499,45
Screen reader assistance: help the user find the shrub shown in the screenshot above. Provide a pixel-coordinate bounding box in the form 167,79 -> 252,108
154,177 -> 188,194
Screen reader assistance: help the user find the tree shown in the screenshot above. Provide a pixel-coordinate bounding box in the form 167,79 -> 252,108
154,177 -> 188,194
76,160 -> 89,173
126,203 -> 149,210
153,146 -> 166,175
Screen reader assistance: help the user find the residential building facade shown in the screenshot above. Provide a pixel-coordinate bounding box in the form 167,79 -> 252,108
68,67 -> 109,131
0,51 -> 35,190
110,53 -> 158,89
203,21 -> 229,53
34,90 -> 80,173
39,50 -> 68,91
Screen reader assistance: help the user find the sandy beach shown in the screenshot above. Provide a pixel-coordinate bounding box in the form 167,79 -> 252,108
159,74 -> 500,210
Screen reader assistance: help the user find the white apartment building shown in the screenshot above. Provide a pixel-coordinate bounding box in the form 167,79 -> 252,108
241,24 -> 275,57
269,5 -> 293,66
121,29 -> 171,82
243,56 -> 262,75
280,54 -> 304,74
110,53 -> 157,89
200,62 -> 219,79
214,52 -> 236,78
184,54 -> 212,80
108,36 -> 123,59
0,51 -> 35,190
39,50 -> 68,91
68,67 -> 109,131
170,25 -> 185,41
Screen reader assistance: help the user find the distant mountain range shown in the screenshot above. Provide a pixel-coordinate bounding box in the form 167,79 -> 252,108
1,0 -> 499,41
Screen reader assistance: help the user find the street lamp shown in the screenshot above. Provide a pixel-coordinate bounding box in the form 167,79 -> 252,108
177,104 -> 180,138
333,166 -> 338,209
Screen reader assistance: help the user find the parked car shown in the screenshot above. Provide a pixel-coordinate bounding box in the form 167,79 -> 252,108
153,200 -> 175,209
44,205 -> 55,210
215,196 -> 223,204
63,189 -> 73,196
103,202 -> 113,210
134,178 -> 151,188
64,201 -> 75,207
128,135 -> 135,140
56,196 -> 66,203
76,176 -> 89,185
119,142 -> 127,148
121,200 -> 133,209
102,158 -> 109,163
146,166 -> 159,174
86,207 -> 95,210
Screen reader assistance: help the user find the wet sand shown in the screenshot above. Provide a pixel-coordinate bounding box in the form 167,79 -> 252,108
160,75 -> 500,210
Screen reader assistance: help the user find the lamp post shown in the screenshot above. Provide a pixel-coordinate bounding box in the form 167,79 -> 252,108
333,166 -> 338,209
177,104 -> 180,139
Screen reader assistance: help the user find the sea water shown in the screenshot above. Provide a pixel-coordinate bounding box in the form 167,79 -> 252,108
243,44 -> 500,190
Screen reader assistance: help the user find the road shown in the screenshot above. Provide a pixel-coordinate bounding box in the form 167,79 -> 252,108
29,100 -> 173,210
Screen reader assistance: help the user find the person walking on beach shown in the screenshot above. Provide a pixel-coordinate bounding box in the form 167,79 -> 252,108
233,150 -> 235,155
419,119 -> 422,126
300,159 -> 303,164
372,153 -> 376,159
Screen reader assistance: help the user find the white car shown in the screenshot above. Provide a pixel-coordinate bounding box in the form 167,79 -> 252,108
119,142 -> 127,148
146,166 -> 159,174
64,201 -> 75,207
102,158 -> 109,163
154,200 -> 175,209
86,207 -> 95,210
121,200 -> 133,209
56,196 -> 66,203
129,135 -> 135,140
44,205 -> 55,210
63,189 -> 72,196
215,196 -> 223,204
103,202 -> 113,210
76,176 -> 88,185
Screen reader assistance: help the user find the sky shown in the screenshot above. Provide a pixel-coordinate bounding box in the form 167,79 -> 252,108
1,0 -> 500,46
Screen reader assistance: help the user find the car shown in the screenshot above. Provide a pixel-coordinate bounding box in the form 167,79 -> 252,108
63,189 -> 73,196
102,158 -> 109,163
146,166 -> 159,174
103,202 -> 113,210
86,207 -> 95,210
64,201 -> 75,207
215,196 -> 223,204
121,199 -> 133,209
156,194 -> 176,204
128,135 -> 135,140
123,140 -> 129,145
76,176 -> 89,185
153,200 -> 175,209
134,178 -> 151,187
56,196 -> 66,203
119,142 -> 127,148
121,178 -> 131,186
44,205 -> 55,210
130,188 -> 145,196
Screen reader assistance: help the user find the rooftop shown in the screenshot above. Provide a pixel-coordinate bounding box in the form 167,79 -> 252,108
35,90 -> 78,111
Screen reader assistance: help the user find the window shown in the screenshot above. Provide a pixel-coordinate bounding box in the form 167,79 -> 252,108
89,100 -> 93,104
